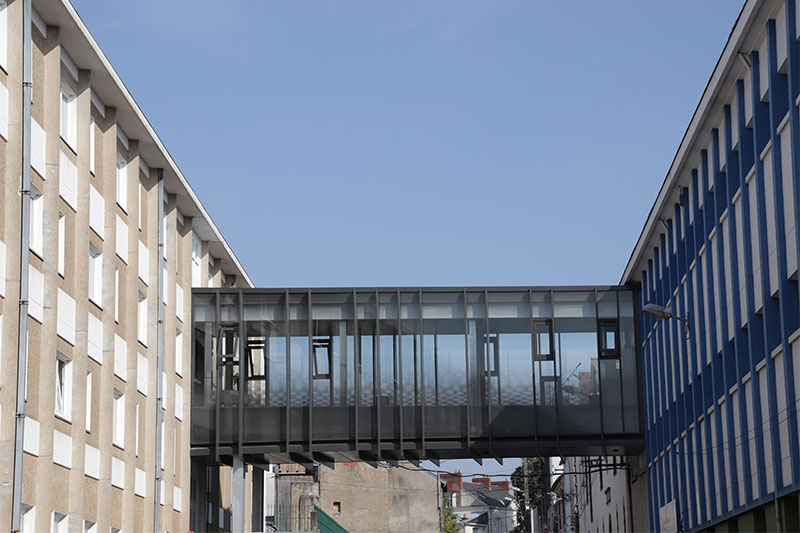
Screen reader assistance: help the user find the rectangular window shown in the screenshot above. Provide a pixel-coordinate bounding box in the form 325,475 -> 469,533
52,511 -> 68,533
89,116 -> 95,175
20,504 -> 35,533
88,245 -> 102,306
85,371 -> 92,433
82,520 -> 96,533
138,292 -> 147,345
0,1 -> 7,73
30,187 -> 43,256
175,329 -> 183,376
60,81 -> 77,150
112,389 -> 124,448
114,267 -> 120,322
116,152 -> 127,212
138,181 -> 143,230
533,319 -> 554,360
55,353 -> 72,420
57,212 -> 65,276
135,402 -> 140,457
160,419 -> 165,471
598,319 -> 619,357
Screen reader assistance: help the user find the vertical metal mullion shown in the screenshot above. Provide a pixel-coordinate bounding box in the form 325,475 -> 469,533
307,289 -> 313,453
616,290 -> 626,434
375,289 -> 382,453
434,333 -> 439,405
419,289 -> 426,454
238,291 -> 245,455
529,289 -> 539,455
462,289 -> 472,451
464,289 -> 471,450
214,294 -> 222,464
354,289 -> 360,450
484,288 -> 493,455
551,289 -> 561,453
285,290 -> 291,453
595,288 -> 607,454
398,290 -> 404,456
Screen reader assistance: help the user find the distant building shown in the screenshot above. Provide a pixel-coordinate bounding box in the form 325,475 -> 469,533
269,462 -> 441,533
443,471 -> 516,533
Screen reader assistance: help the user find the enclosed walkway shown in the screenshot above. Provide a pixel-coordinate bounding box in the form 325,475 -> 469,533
190,287 -> 643,465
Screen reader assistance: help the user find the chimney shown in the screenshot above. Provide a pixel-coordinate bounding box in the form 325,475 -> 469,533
472,476 -> 492,489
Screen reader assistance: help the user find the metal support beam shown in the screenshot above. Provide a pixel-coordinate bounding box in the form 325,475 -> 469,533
232,455 -> 247,532
11,1 -> 33,530
313,452 -> 336,470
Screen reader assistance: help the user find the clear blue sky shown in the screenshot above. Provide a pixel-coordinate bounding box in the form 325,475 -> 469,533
71,0 -> 745,289
71,0 -> 744,476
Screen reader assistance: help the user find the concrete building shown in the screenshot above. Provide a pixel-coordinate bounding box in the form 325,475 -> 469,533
0,0 -> 255,531
267,462 -> 442,533
624,0 -> 800,530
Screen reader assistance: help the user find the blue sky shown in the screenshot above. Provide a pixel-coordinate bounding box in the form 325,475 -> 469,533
71,0 -> 745,475
71,0 -> 745,290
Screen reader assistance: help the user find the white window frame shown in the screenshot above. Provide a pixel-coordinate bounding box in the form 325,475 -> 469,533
116,152 -> 127,212
114,267 -> 119,322
85,370 -> 92,433
51,511 -> 68,533
137,291 -> 147,346
88,244 -> 102,307
135,401 -> 140,457
82,520 -> 97,533
21,504 -> 35,533
29,186 -> 43,257
112,389 -> 124,448
0,2 -> 7,73
60,78 -> 77,151
89,116 -> 95,175
57,212 -> 65,276
55,353 -> 72,421
175,329 -> 183,376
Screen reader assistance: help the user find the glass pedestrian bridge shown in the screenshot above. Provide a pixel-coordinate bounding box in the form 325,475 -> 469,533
191,287 -> 643,465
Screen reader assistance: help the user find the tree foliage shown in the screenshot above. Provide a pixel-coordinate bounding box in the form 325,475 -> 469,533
442,489 -> 459,533
511,457 -> 545,533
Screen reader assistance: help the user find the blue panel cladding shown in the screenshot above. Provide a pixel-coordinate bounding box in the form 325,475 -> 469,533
766,18 -> 800,489
750,49 -> 774,498
711,128 -> 731,515
784,0 -> 800,485
723,103 -> 744,510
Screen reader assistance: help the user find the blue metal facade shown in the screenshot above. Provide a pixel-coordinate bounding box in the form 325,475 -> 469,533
635,1 -> 800,530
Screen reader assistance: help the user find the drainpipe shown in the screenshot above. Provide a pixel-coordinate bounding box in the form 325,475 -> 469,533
154,169 -> 165,531
11,0 -> 33,530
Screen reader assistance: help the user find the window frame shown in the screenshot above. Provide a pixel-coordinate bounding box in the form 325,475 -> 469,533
29,186 -> 44,257
59,76 -> 77,152
88,244 -> 102,307
54,352 -> 72,421
116,151 -> 128,212
112,389 -> 125,448
137,291 -> 147,346
597,318 -> 620,358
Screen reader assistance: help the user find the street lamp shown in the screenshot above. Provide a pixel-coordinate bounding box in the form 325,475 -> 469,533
642,303 -> 690,339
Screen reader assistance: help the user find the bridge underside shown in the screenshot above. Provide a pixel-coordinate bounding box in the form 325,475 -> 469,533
191,287 -> 644,465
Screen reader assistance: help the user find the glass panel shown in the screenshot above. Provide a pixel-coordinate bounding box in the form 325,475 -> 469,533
531,291 -> 552,318
466,291 -> 485,435
533,319 -> 553,360
553,291 -> 601,435
288,293 -> 309,408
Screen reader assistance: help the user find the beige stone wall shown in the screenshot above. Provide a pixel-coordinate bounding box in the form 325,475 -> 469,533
317,463 -> 441,533
0,1 -> 246,531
